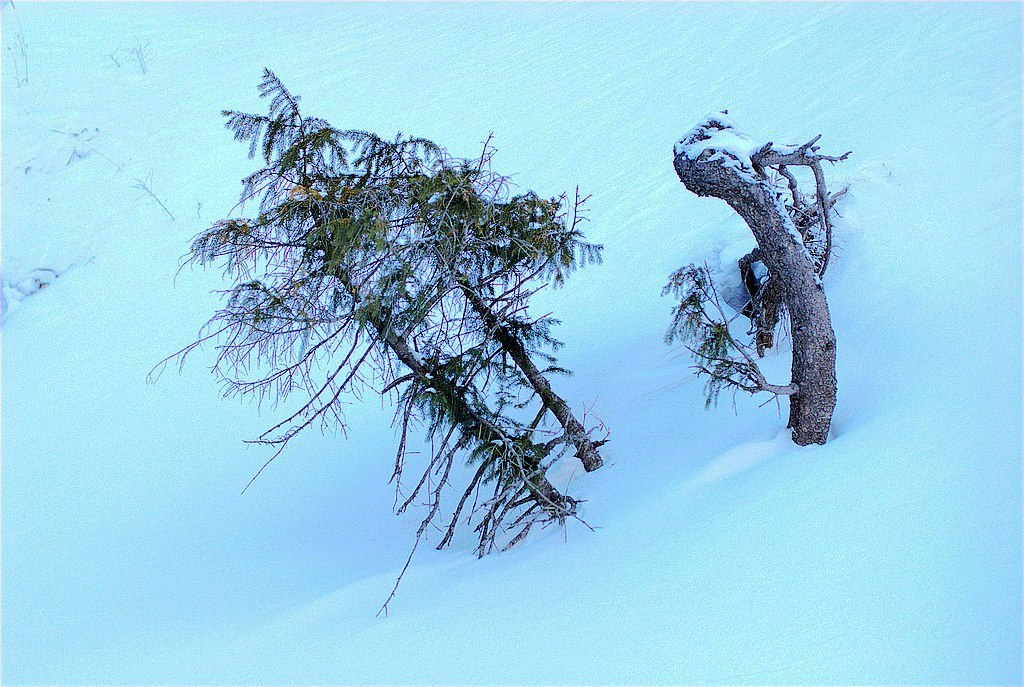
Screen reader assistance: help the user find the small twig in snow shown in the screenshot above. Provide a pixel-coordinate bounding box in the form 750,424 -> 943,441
132,174 -> 175,221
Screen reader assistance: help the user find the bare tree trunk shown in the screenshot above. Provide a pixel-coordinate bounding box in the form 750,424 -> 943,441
456,276 -> 605,472
738,248 -> 783,356
673,115 -> 838,445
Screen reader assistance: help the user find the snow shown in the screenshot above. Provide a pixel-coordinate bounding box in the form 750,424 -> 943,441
2,2 -> 1021,684
674,111 -> 761,175
674,112 -> 819,264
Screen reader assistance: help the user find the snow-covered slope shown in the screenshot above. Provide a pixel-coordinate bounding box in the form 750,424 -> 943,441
2,3 -> 1020,683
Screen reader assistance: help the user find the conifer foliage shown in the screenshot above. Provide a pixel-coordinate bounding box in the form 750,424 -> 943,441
159,70 -> 607,605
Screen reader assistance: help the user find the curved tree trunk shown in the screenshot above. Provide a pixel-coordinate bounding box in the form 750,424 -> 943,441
673,114 -> 837,445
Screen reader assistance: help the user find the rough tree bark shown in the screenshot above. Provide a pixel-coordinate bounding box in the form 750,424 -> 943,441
737,186 -> 845,357
673,114 -> 841,445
